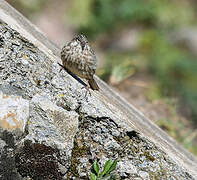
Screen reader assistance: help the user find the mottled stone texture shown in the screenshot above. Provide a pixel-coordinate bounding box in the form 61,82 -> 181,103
0,21 -> 79,180
66,117 -> 193,179
0,5 -> 196,180
0,92 -> 29,131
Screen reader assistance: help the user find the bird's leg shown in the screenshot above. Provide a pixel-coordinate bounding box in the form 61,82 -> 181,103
81,85 -> 92,97
85,85 -> 92,97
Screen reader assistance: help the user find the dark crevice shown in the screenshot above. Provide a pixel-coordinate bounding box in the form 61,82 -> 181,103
0,130 -> 15,149
57,102 -> 72,111
85,115 -> 119,127
126,130 -> 140,139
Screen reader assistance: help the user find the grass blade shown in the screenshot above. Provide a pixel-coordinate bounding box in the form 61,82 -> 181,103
108,160 -> 118,173
90,172 -> 97,180
93,160 -> 100,176
101,159 -> 112,176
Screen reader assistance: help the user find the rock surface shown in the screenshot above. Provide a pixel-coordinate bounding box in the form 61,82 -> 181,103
0,1 -> 196,179
0,91 -> 29,131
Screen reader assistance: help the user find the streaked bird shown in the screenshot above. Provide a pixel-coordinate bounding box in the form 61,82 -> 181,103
61,34 -> 99,90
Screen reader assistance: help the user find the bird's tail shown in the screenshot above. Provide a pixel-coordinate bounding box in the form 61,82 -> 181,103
88,77 -> 99,91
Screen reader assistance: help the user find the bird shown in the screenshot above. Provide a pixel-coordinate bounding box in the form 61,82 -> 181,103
61,34 -> 99,91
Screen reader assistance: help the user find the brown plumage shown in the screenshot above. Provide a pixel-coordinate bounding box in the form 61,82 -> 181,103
61,34 -> 99,90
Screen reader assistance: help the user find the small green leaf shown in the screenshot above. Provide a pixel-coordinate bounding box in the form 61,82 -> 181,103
93,160 -> 100,175
101,159 -> 112,176
90,172 -> 97,180
108,160 -> 118,173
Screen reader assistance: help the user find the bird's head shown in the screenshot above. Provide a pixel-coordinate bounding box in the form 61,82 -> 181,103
73,34 -> 88,50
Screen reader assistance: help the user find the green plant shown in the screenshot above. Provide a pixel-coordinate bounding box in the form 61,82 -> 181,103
90,159 -> 118,180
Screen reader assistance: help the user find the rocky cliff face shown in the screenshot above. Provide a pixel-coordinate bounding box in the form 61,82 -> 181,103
0,14 -> 195,180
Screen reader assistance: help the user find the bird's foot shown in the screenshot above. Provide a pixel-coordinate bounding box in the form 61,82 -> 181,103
81,85 -> 91,97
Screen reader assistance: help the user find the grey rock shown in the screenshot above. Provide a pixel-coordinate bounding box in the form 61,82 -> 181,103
27,94 -> 79,151
138,171 -> 150,180
118,160 -> 138,174
0,91 -> 29,132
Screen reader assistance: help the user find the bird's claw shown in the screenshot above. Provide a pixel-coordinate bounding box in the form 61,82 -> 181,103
81,85 -> 92,97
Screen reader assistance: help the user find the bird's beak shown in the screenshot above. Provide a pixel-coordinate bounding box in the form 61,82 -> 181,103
81,41 -> 85,50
